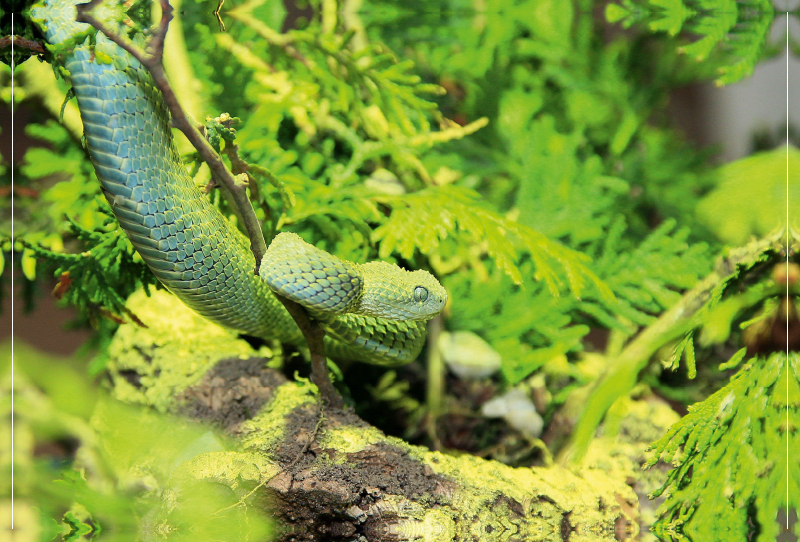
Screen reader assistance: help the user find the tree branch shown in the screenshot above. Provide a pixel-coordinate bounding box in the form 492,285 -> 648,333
219,129 -> 274,238
0,35 -> 46,53
75,0 -> 337,399
95,290 -> 644,540
274,295 -> 343,408
75,0 -> 267,268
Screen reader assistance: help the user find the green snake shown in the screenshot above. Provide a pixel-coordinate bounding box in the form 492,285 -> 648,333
30,0 -> 447,366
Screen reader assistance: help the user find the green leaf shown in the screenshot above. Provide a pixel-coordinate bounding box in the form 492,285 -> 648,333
523,0 -> 573,48
649,353 -> 798,542
718,347 -> 747,371
609,109 -> 639,155
683,334 -> 696,378
373,185 -> 611,299
606,0 -> 773,85
646,0 -> 693,36
21,248 -> 37,281
605,3 -> 631,24
698,145 -> 800,245
499,325 -> 589,385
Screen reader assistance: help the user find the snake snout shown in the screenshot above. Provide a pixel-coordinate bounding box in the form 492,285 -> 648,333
355,262 -> 447,321
412,283 -> 447,316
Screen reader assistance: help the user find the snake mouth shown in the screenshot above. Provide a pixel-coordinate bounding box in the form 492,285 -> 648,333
358,290 -> 447,321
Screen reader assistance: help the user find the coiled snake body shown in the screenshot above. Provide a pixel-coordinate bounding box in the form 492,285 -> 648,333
31,0 -> 447,365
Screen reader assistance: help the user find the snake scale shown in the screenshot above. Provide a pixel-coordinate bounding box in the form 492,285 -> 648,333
31,0 -> 447,366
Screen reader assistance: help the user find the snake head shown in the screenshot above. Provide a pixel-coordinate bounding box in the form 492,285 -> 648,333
262,232 -> 447,321
357,261 -> 448,321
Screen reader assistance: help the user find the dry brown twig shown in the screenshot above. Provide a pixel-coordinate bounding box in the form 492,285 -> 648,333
0,35 -> 47,53
76,0 -> 266,265
75,0 -> 342,407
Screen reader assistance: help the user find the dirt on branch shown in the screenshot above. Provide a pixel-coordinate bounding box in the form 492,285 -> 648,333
104,290 -> 645,542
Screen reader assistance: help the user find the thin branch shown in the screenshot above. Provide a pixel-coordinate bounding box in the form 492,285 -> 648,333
147,0 -> 172,57
213,0 -> 227,32
285,395 -> 326,473
0,36 -> 46,53
75,0 -> 338,399
425,315 -> 444,450
223,142 -> 275,239
275,296 -> 343,409
75,0 -> 267,268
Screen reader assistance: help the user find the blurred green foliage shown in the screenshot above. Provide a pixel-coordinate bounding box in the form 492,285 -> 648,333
2,343 -> 273,541
358,0 -> 723,394
606,0 -> 775,85
635,231 -> 797,541
698,145 -> 800,244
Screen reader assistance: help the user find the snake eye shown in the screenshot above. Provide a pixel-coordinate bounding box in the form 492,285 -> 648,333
413,286 -> 428,302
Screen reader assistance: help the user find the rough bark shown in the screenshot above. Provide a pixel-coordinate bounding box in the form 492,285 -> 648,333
105,289 -> 650,542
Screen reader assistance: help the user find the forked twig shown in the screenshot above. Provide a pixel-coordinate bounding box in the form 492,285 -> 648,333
76,0 -> 267,266
76,0 -> 341,406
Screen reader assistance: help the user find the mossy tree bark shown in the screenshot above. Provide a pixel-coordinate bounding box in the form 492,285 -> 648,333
105,290 -> 644,542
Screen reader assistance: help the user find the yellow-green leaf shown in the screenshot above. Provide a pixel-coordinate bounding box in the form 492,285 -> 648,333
21,249 -> 37,281
698,145 -> 799,245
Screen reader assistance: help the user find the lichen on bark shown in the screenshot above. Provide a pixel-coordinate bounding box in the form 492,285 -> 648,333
101,289 -> 646,541
105,289 -> 271,412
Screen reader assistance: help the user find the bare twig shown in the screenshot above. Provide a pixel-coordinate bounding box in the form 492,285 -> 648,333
76,0 -> 337,397
223,142 -> 274,238
275,296 -> 343,408
214,0 -> 226,31
0,35 -> 47,53
287,395 -> 326,472
75,0 -> 267,268
147,0 -> 172,57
